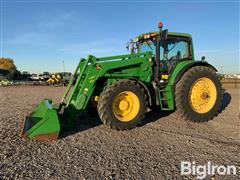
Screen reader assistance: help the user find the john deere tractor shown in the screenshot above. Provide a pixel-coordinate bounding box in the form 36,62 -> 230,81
20,22 -> 222,140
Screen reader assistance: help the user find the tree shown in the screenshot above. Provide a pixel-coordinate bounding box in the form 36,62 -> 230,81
0,57 -> 17,73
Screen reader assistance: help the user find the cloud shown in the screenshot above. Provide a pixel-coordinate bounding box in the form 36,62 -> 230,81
5,32 -> 50,46
59,39 -> 125,56
37,11 -> 76,29
4,10 -> 76,46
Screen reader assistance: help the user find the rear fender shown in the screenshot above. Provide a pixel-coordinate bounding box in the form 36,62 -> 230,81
168,61 -> 217,86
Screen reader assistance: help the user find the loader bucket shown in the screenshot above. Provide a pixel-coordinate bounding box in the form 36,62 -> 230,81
20,99 -> 60,140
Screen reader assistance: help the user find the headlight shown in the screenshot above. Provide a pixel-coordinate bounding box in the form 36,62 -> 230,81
144,34 -> 151,39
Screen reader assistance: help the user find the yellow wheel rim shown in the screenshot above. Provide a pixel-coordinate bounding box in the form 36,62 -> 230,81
189,77 -> 217,114
112,91 -> 140,122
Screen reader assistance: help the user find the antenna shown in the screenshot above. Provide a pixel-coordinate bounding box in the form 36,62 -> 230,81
220,66 -> 223,74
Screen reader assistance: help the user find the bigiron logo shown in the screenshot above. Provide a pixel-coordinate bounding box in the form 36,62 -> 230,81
181,161 -> 238,179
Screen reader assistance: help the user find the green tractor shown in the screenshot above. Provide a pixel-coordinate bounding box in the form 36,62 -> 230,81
20,22 -> 222,140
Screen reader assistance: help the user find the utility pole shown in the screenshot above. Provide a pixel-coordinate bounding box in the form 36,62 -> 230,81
62,60 -> 66,72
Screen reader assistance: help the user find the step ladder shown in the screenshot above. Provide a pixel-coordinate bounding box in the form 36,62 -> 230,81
158,86 -> 174,110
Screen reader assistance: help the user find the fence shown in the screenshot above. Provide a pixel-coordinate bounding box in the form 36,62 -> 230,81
221,78 -> 240,88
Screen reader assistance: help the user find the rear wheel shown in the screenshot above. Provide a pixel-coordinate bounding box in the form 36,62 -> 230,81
175,66 -> 222,122
97,79 -> 147,130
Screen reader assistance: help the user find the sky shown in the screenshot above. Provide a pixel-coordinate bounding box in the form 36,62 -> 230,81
1,0 -> 239,74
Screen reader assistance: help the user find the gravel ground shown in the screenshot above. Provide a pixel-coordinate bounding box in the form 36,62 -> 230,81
0,86 -> 239,179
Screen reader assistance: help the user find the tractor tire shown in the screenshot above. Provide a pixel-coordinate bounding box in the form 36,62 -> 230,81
175,66 -> 223,122
97,79 -> 147,130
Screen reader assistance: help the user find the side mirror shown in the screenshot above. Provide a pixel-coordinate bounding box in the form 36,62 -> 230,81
127,39 -> 139,54
162,29 -> 168,40
130,39 -> 135,54
126,43 -> 129,51
201,56 -> 205,61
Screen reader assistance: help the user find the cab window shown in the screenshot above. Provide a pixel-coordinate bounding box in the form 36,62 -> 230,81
139,40 -> 156,54
139,37 -> 190,60
161,37 -> 190,60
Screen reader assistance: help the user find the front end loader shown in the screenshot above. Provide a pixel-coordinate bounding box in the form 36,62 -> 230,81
21,99 -> 60,140
20,52 -> 153,140
20,22 -> 222,140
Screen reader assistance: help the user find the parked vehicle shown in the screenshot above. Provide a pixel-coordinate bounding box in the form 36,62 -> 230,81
21,71 -> 31,80
30,74 -> 39,81
42,72 -> 50,80
0,79 -> 13,86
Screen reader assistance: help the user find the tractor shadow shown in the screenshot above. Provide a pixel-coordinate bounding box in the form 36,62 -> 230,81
220,90 -> 231,112
140,110 -> 174,127
60,91 -> 231,138
59,110 -> 173,138
59,112 -> 102,138
139,91 -> 231,126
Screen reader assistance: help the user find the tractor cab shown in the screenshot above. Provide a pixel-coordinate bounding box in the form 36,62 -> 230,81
137,32 -> 193,59
128,28 -> 194,80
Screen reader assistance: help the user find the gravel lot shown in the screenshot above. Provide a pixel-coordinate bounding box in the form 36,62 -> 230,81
0,86 -> 239,179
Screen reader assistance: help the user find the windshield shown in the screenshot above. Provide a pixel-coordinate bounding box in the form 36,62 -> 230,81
139,37 -> 190,60
139,40 -> 156,54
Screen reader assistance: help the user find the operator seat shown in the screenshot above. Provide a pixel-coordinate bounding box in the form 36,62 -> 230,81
167,51 -> 181,73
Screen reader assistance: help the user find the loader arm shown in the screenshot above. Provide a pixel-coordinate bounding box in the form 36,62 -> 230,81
61,52 -> 153,110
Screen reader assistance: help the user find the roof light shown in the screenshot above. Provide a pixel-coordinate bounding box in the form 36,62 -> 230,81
150,33 -> 157,37
158,22 -> 163,28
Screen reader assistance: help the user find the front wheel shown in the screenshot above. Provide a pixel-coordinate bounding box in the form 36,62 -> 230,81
175,66 -> 223,122
97,79 -> 147,130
